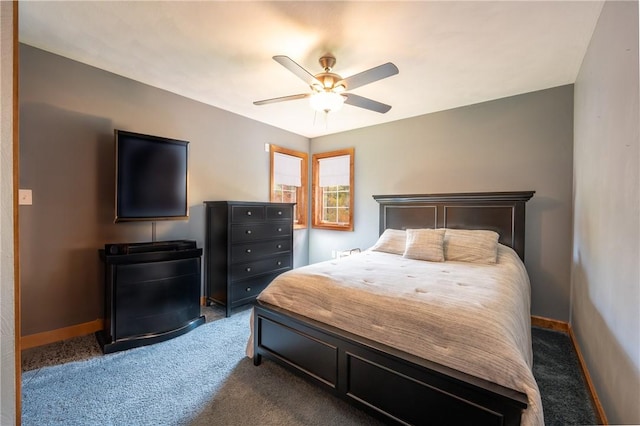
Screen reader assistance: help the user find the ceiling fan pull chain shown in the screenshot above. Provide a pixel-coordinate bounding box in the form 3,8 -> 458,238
311,110 -> 330,128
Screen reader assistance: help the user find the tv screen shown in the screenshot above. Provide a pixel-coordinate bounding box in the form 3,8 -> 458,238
115,130 -> 189,222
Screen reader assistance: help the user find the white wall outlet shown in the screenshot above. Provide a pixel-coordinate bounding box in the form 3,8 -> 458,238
264,143 -> 270,152
19,189 -> 33,205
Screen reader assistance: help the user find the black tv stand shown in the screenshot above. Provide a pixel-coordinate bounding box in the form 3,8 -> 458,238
97,241 -> 205,354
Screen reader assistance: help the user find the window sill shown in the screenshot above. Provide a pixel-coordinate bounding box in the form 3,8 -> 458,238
312,223 -> 353,232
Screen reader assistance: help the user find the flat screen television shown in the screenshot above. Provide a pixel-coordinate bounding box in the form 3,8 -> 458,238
115,130 -> 189,222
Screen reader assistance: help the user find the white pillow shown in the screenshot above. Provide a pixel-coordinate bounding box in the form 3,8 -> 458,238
444,229 -> 500,264
403,228 -> 445,262
370,229 -> 406,255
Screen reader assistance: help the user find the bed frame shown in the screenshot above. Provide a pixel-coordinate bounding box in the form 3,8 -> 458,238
253,191 -> 535,425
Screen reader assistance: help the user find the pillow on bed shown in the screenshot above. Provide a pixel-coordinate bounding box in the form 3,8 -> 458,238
444,229 -> 500,264
370,229 -> 406,255
403,228 -> 445,262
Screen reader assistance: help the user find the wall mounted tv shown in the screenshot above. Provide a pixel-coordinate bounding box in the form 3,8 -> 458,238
115,130 -> 189,222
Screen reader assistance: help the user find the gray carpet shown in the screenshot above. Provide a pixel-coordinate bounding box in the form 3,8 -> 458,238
531,327 -> 598,425
22,309 -> 380,426
22,310 -> 597,425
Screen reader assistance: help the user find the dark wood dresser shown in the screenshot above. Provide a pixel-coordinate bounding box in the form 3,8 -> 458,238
204,201 -> 294,316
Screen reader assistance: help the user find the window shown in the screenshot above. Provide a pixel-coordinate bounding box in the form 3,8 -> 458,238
312,148 -> 354,231
270,145 -> 308,229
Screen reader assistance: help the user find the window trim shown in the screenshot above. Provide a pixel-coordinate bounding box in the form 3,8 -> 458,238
312,148 -> 354,231
269,145 -> 308,229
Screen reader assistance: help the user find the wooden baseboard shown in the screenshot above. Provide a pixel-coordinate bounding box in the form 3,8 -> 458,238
531,315 -> 570,332
531,315 -> 607,424
568,327 -> 608,425
20,319 -> 104,350
21,296 -> 209,349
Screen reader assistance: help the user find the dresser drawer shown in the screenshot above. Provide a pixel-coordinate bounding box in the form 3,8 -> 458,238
230,273 -> 281,306
266,205 -> 293,220
231,222 -> 292,243
231,255 -> 292,281
230,239 -> 291,263
231,205 -> 265,222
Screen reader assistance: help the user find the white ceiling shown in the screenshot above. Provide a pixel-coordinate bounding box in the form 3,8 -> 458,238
19,1 -> 604,138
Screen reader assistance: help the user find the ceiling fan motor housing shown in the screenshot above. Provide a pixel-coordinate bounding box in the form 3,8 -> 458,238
312,55 -> 345,92
312,72 -> 345,92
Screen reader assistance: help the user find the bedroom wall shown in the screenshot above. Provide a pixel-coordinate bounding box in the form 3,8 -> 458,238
0,1 -> 17,423
310,85 -> 575,321
19,44 -> 309,336
572,0 -> 639,423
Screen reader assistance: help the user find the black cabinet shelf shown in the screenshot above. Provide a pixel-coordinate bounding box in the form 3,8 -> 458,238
97,243 -> 205,354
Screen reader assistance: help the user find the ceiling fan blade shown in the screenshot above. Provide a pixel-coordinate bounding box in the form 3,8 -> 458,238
343,93 -> 392,114
338,62 -> 399,91
253,93 -> 310,106
273,55 -> 322,87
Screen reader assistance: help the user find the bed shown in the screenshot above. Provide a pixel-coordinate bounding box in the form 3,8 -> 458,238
249,191 -> 538,425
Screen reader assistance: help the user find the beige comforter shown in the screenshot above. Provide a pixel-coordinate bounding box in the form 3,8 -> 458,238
248,245 -> 543,425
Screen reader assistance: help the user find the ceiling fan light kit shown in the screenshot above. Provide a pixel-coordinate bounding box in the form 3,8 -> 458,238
309,91 -> 346,113
254,54 -> 398,115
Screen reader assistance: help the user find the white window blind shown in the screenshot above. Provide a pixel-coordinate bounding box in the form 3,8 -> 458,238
274,152 -> 302,187
318,155 -> 350,187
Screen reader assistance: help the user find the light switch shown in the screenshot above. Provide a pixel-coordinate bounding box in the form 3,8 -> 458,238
19,189 -> 32,205
264,143 -> 270,152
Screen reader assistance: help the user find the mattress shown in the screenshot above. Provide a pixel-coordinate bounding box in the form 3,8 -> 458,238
248,245 -> 543,425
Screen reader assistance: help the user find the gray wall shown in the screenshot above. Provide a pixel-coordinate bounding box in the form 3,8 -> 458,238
572,1 -> 639,423
19,45 -> 309,336
0,1 -> 17,423
310,85 -> 575,321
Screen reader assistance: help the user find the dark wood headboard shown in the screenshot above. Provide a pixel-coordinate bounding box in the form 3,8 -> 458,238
373,191 -> 535,260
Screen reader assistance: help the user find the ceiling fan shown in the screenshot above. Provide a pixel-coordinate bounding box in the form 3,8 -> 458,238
254,55 -> 399,114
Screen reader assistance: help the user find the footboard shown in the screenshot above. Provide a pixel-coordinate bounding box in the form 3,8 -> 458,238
253,302 -> 527,426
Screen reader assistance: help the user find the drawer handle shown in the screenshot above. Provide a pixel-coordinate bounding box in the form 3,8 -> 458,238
277,227 -> 282,232
246,230 -> 252,235
277,211 -> 283,215
246,267 -> 252,272
277,261 -> 282,266
246,287 -> 251,292
246,211 -> 252,216
246,249 -> 252,253
276,244 -> 282,249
